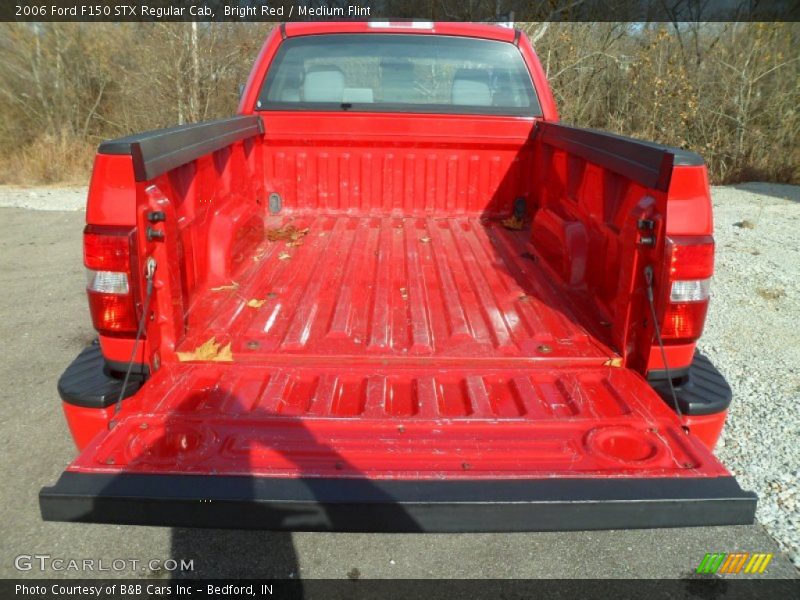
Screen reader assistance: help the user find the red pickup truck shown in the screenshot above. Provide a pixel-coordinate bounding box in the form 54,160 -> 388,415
41,22 -> 755,531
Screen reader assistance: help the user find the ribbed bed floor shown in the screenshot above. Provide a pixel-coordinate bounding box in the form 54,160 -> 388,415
179,215 -> 616,366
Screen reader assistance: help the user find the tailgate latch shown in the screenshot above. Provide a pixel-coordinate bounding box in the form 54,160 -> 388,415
638,218 -> 656,247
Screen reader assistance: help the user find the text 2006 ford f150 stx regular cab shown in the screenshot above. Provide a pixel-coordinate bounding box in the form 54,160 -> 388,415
40,22 -> 756,531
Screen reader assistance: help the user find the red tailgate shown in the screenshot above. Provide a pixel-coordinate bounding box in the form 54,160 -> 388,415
41,363 -> 755,531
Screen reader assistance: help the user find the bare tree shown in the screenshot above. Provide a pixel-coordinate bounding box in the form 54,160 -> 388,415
0,21 -> 796,185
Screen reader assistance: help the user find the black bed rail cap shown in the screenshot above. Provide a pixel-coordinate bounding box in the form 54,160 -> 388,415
98,115 -> 264,182
537,122 -> 704,192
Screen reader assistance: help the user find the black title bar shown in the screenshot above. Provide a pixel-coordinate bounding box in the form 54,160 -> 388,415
4,0 -> 799,22
4,579 -> 800,600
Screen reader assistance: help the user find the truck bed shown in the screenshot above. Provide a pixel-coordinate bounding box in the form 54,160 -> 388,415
179,214 -> 616,373
42,25 -> 758,533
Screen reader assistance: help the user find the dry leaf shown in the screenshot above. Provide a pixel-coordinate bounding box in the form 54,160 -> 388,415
603,357 -> 624,368
267,224 -> 310,242
176,337 -> 234,362
501,215 -> 525,231
278,251 -> 291,260
176,337 -> 218,361
215,342 -> 233,362
210,281 -> 239,291
247,298 -> 266,308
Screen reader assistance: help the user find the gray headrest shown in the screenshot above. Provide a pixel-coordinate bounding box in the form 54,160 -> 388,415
303,65 -> 345,102
451,69 -> 492,106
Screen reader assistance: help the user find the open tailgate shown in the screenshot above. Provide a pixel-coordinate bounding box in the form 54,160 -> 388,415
41,363 -> 755,531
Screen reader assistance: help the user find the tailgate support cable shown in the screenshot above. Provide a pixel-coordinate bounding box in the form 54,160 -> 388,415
644,265 -> 687,433
110,257 -> 156,428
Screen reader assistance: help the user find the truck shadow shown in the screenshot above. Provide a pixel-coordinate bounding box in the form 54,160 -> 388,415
170,528 -> 297,579
154,389 -> 422,580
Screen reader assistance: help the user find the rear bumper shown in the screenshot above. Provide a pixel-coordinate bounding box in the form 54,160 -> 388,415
58,341 -> 144,409
58,342 -> 145,449
649,352 -> 732,416
40,472 -> 756,532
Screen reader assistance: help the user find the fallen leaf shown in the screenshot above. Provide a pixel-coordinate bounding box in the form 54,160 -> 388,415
286,239 -> 304,247
278,251 -> 291,260
176,337 -> 234,362
420,236 -> 431,243
215,342 -> 233,362
247,299 -> 266,308
501,215 -> 525,231
210,281 -> 239,291
267,224 -> 310,242
176,337 -> 218,361
603,357 -> 624,367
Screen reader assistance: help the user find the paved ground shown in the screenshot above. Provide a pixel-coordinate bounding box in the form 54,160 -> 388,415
0,205 -> 797,579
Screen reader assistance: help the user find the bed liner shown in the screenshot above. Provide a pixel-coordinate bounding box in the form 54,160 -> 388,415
181,215 -> 616,366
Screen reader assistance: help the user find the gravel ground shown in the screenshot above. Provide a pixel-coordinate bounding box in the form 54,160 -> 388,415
0,184 -> 87,211
0,182 -> 797,578
699,182 -> 800,568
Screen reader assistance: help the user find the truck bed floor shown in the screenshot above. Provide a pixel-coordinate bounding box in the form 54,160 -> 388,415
180,215 -> 615,367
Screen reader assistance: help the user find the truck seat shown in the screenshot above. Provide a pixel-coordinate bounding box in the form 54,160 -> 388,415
302,65 -> 345,102
451,69 -> 492,106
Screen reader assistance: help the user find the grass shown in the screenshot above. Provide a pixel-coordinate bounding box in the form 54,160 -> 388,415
757,287 -> 786,301
0,136 -> 94,185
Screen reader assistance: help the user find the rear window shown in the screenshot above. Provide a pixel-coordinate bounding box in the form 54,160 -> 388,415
257,34 -> 540,116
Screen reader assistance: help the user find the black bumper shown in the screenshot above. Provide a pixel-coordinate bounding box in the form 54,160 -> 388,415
40,472 -> 756,532
58,341 -> 145,408
650,352 -> 732,416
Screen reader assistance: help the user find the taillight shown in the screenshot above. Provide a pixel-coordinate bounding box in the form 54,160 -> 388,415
661,236 -> 714,343
84,225 -> 138,335
670,279 -> 711,302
